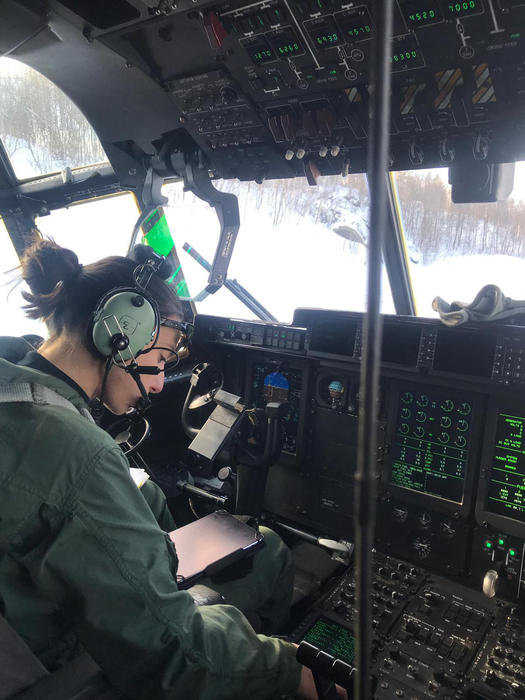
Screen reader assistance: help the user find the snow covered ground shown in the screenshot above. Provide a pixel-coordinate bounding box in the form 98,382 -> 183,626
3,177 -> 525,338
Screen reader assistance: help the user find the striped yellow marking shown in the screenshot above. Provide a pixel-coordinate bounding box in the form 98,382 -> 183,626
434,69 -> 463,109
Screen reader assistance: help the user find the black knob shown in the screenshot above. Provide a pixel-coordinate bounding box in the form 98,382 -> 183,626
433,669 -> 446,683
390,645 -> 401,659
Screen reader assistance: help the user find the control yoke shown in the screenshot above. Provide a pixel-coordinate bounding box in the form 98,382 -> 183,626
170,150 -> 240,303
180,363 -> 287,517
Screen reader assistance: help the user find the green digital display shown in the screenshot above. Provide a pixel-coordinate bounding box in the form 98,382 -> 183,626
390,389 -> 472,503
267,27 -> 304,58
335,7 -> 374,43
303,617 -> 355,664
445,0 -> 484,16
390,36 -> 425,71
241,35 -> 276,64
306,17 -> 343,51
487,412 -> 525,523
400,0 -> 444,25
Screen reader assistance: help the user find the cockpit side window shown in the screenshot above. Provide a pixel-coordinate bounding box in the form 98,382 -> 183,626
0,57 -> 108,181
395,164 -> 525,317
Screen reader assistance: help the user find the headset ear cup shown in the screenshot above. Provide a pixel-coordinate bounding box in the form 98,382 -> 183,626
91,290 -> 159,361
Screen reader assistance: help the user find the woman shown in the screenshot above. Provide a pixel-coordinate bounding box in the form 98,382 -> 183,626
0,239 -> 339,699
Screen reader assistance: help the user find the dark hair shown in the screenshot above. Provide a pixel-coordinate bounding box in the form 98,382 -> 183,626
21,239 -> 183,350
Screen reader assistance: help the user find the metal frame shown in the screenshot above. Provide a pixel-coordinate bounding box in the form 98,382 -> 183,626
354,3 -> 393,698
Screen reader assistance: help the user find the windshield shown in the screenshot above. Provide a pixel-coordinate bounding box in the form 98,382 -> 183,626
395,163 -> 525,317
162,175 -> 395,324
0,57 -> 108,181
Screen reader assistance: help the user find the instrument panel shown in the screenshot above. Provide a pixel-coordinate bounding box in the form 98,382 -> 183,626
192,310 -> 525,599
35,0 -> 525,182
186,310 -> 525,697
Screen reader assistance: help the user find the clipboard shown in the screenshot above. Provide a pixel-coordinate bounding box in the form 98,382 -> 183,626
169,510 -> 265,590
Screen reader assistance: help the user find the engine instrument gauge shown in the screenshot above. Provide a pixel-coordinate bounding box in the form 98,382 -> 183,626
334,7 -> 374,43
267,27 -> 305,58
399,0 -> 444,26
241,35 -> 276,65
390,35 -> 425,71
305,16 -> 344,51
444,0 -> 484,17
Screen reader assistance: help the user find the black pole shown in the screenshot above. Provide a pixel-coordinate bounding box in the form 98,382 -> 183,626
353,2 -> 393,699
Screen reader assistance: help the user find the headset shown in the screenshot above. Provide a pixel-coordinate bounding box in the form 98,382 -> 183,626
89,245 -> 192,418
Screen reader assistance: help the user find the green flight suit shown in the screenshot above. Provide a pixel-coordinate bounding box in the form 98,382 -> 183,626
0,344 -> 301,699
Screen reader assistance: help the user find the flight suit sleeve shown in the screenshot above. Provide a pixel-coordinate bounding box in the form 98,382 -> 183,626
140,478 -> 176,531
30,444 -> 302,700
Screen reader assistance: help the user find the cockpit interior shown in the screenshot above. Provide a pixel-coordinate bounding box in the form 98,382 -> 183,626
2,0 -> 525,697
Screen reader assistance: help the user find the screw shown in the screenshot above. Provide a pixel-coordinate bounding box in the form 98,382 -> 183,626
128,168 -> 137,175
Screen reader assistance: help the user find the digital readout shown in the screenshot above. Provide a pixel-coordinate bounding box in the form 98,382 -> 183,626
305,17 -> 343,50
400,0 -> 444,25
267,27 -> 304,58
486,411 -> 525,523
334,7 -> 374,43
445,0 -> 484,16
241,35 -> 276,64
390,36 -> 425,71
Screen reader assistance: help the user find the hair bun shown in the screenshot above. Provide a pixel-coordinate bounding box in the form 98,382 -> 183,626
22,240 -> 81,295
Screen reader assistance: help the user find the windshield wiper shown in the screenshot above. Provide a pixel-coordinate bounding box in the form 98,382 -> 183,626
182,242 -> 277,322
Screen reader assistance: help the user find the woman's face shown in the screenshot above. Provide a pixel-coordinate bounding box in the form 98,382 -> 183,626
103,315 -> 183,415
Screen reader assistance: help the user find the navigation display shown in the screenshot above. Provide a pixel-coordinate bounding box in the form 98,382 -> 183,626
486,411 -> 525,522
390,388 -> 473,503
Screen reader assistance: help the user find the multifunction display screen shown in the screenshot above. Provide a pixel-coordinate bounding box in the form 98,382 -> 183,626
434,329 -> 496,379
303,617 -> 355,664
308,317 -> 357,357
381,322 -> 421,366
486,411 -> 525,522
390,389 -> 473,503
